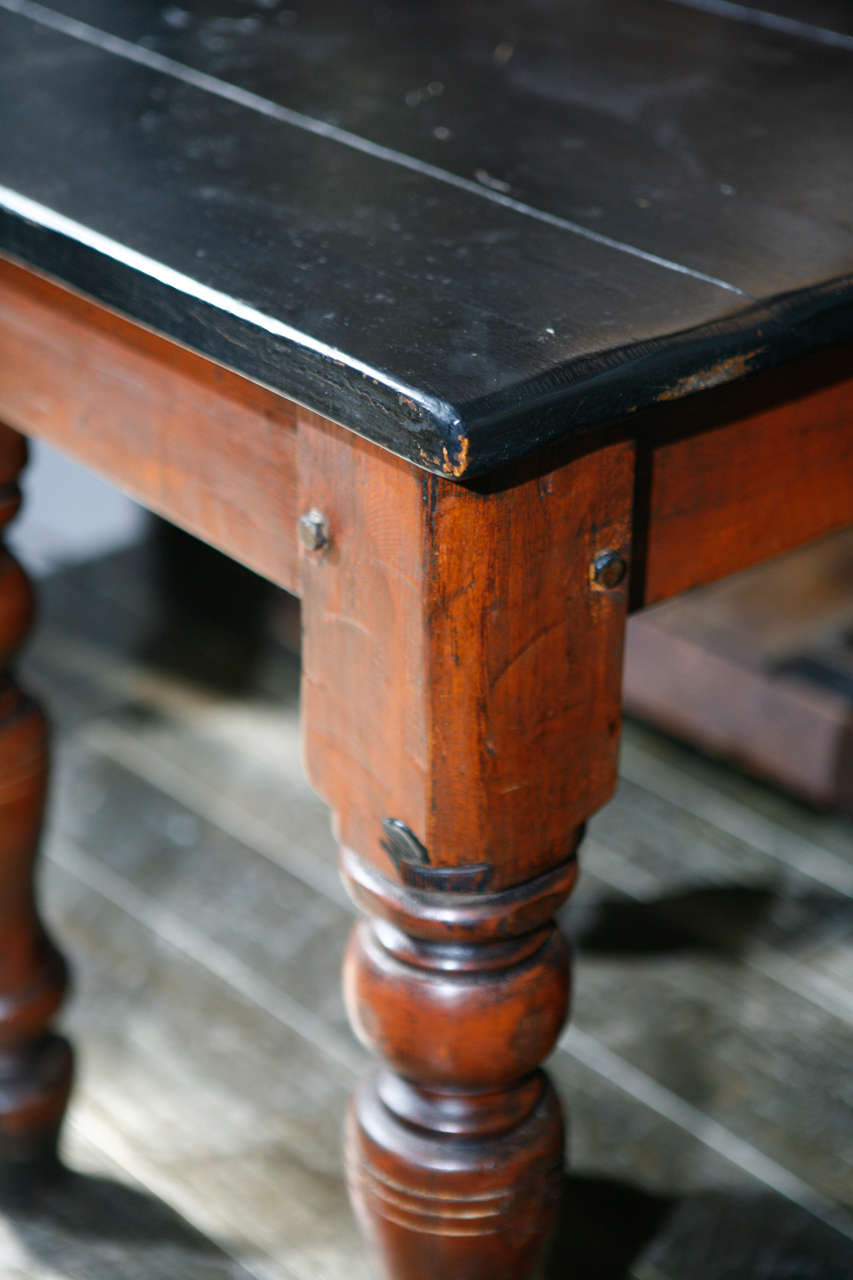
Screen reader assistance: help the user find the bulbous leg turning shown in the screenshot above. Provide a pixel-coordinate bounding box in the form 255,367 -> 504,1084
0,427 -> 71,1173
341,846 -> 579,1280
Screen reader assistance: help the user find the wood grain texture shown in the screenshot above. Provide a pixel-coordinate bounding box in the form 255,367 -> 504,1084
0,259 -> 301,595
635,349 -> 853,606
300,416 -> 635,891
298,421 -> 632,1277
297,414 -> 430,877
2,197 -> 851,1280
2,258 -> 850,638
0,424 -> 71,1171
341,851 -> 573,1280
426,444 -> 634,885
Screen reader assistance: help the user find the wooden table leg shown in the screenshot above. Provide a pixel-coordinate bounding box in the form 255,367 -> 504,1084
340,846 -> 575,1278
0,425 -> 71,1176
298,415 -> 635,1278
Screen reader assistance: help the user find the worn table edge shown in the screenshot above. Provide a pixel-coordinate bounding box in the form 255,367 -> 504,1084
3,208 -> 852,482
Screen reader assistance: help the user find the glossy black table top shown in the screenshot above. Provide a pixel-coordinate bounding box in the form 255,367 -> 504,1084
1,0 -> 851,477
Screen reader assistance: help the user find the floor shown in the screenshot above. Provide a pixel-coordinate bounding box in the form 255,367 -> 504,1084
1,445 -> 852,1279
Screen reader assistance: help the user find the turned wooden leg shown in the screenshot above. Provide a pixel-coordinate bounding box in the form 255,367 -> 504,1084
298,415 -> 634,1277
0,426 -> 71,1172
341,845 -> 579,1279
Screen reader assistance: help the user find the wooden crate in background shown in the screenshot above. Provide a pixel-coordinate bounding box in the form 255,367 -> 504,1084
624,529 -> 853,814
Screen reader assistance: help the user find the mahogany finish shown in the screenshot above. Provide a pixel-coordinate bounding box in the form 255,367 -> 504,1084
343,840 -> 580,1268
3,258 -> 852,634
0,260 -> 638,1266
634,349 -> 853,607
296,421 -> 633,1273
0,425 -> 71,1173
341,846 -> 578,1279
0,255 -> 851,1273
0,259 -> 301,596
299,415 -> 634,890
1,0 -> 853,1271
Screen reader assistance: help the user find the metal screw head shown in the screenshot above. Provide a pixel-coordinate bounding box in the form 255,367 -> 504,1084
591,550 -> 627,589
299,509 -> 330,552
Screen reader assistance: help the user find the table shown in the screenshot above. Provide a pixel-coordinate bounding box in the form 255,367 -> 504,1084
0,1 -> 851,1275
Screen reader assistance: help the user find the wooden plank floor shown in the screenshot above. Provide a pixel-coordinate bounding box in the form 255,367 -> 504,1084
2,517 -> 852,1279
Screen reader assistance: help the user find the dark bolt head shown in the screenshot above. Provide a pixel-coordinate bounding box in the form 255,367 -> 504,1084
592,550 -> 627,589
299,509 -> 330,552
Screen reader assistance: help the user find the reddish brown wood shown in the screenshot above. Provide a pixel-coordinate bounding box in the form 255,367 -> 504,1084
635,349 -> 853,607
341,848 -> 576,1280
3,256 -> 850,624
2,253 -> 852,1275
0,260 -> 637,1268
299,415 -> 635,891
299,421 -> 634,1277
0,425 -> 71,1172
0,258 -> 301,595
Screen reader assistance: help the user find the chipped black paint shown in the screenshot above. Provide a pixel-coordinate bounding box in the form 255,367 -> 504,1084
1,0 -> 851,479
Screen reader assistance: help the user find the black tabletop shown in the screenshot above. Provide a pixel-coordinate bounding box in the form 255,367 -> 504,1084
1,0 -> 852,478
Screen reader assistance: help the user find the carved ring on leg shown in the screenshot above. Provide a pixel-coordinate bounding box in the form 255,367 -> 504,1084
341,842 -> 580,1280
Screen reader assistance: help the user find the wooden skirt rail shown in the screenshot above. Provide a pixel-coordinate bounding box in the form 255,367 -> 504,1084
0,258 -> 303,596
632,348 -> 853,606
1,257 -> 852,613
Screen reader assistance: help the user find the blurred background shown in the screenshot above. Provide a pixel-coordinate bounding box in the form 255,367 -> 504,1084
1,440 -> 851,1279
